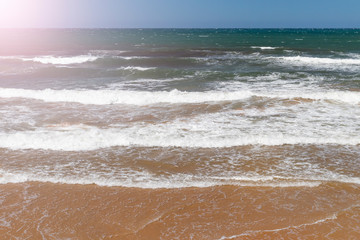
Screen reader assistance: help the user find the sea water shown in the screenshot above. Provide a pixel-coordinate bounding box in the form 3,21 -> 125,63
0,29 -> 359,239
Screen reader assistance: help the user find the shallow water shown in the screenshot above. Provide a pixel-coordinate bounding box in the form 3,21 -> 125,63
0,28 -> 359,239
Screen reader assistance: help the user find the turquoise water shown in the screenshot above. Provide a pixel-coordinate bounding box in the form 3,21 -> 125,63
1,29 -> 360,240
0,29 -> 359,91
0,29 -> 359,188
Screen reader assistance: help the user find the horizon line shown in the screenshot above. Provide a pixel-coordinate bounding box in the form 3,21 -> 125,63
1,27 -> 360,30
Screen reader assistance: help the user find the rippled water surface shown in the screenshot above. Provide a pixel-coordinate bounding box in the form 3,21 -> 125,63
0,29 -> 359,239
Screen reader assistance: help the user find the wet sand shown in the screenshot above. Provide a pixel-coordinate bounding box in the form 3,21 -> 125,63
1,182 -> 359,239
1,29 -> 360,239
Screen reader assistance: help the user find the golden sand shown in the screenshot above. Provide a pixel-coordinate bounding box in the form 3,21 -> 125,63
0,182 -> 359,239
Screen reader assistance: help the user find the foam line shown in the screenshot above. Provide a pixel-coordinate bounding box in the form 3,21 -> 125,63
21,55 -> 100,65
1,88 -> 360,105
0,125 -> 359,151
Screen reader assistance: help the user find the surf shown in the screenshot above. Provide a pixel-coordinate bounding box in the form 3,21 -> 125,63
1,88 -> 360,105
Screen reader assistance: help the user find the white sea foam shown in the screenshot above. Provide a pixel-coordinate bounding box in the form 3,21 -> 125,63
0,170 -> 216,188
279,56 -> 360,65
20,55 -> 100,65
2,166 -> 359,188
264,91 -> 360,104
333,52 -> 360,59
117,66 -> 156,71
0,168 -> 346,188
270,55 -> 360,70
209,176 -> 322,187
0,123 -> 359,151
0,88 -> 360,105
0,88 -> 253,105
115,56 -> 149,60
222,72 -> 327,92
89,50 -> 127,55
1,88 -> 359,150
251,46 -> 278,50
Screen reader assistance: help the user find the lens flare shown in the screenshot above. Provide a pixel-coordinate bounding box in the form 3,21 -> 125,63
0,0 -> 63,28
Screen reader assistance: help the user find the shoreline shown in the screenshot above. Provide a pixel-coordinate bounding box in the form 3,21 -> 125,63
0,181 -> 359,239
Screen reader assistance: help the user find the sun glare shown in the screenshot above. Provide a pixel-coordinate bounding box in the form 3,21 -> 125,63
0,0 -> 61,28
0,0 -> 28,27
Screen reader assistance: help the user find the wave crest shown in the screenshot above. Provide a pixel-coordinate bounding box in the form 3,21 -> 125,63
1,88 -> 360,105
0,125 -> 359,151
21,55 -> 100,65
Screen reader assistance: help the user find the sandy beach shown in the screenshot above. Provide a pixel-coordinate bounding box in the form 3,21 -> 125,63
1,182 -> 359,239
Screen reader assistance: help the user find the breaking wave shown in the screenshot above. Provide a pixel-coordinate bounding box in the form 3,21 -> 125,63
0,124 -> 359,151
270,55 -> 360,70
0,88 -> 360,105
22,55 -> 100,65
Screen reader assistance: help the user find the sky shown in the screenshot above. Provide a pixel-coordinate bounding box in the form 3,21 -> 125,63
0,0 -> 359,28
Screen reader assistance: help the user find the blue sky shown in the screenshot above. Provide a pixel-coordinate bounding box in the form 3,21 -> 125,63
0,0 -> 359,28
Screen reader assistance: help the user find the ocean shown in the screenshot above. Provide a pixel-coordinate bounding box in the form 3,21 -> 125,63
0,28 -> 360,239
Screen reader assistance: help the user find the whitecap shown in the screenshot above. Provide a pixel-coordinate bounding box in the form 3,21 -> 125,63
251,46 -> 278,50
21,55 -> 100,65
269,55 -> 360,71
0,88 -> 360,105
117,66 -> 156,71
0,123 -> 359,151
